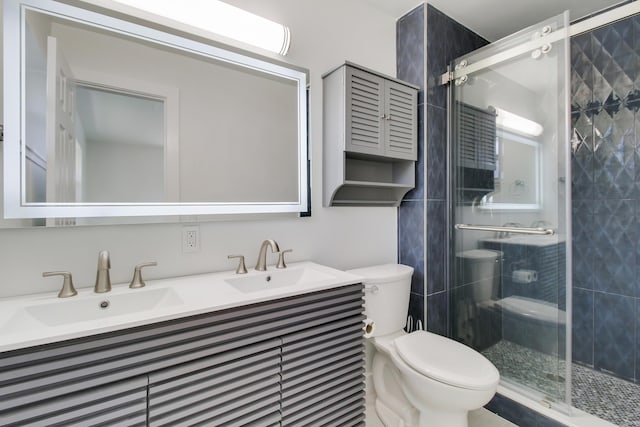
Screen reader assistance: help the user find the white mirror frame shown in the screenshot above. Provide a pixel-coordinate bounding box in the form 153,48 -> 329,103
3,0 -> 309,218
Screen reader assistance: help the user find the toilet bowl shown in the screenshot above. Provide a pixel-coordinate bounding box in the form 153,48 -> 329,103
348,264 -> 499,427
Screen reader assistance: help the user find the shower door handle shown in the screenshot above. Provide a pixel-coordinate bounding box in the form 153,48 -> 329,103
454,224 -> 555,235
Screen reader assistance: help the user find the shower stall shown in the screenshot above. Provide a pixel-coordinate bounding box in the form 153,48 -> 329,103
448,4 -> 640,426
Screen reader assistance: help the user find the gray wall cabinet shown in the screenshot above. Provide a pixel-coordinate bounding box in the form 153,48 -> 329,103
0,284 -> 365,426
323,62 -> 418,207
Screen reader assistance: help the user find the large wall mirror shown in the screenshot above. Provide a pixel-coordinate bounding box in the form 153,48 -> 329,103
3,0 -> 309,221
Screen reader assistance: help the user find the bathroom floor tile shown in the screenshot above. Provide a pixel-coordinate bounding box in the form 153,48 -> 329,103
469,408 -> 518,427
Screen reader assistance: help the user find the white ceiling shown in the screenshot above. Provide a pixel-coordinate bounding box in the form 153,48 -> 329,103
365,0 -> 628,41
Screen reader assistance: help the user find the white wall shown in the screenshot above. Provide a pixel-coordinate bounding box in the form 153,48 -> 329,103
0,0 -> 399,298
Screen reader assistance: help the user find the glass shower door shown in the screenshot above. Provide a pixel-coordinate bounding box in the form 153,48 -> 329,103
449,13 -> 571,411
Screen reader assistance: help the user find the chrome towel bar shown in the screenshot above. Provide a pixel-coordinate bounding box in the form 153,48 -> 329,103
454,224 -> 555,235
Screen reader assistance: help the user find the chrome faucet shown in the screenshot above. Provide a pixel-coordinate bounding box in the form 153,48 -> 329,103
94,250 -> 112,293
255,239 -> 280,271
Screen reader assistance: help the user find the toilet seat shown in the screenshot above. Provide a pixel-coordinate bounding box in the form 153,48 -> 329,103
394,331 -> 499,391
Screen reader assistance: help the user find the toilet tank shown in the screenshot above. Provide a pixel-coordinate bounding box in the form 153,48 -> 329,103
347,264 -> 414,337
455,249 -> 502,301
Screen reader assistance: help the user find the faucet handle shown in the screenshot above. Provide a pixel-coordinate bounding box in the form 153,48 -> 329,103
43,271 -> 78,298
228,255 -> 248,274
129,262 -> 157,289
276,249 -> 293,269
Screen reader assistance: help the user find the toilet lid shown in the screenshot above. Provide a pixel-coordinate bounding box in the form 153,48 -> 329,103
394,331 -> 499,390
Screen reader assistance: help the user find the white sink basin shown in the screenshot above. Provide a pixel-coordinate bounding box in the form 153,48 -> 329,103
225,266 -> 336,293
22,287 -> 183,327
0,261 -> 362,353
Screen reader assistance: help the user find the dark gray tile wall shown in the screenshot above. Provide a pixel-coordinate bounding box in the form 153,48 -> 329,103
571,14 -> 640,384
397,4 -> 425,331
397,5 -> 487,334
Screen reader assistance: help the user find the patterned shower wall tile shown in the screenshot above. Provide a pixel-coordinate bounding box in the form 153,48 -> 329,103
572,201 -> 593,290
426,200 -> 446,295
397,4 -> 425,95
571,111 -> 594,200
594,292 -> 635,380
444,11 -> 488,70
593,198 -> 635,216
426,290 -> 447,336
593,107 -> 635,199
404,103 -> 425,201
634,15 -> 640,92
426,4 -> 449,109
572,288 -> 594,366
571,32 -> 594,110
592,210 -> 636,296
399,200 -> 425,296
591,18 -> 635,106
426,105 -> 447,200
572,151 -> 594,201
634,109 -> 640,197
635,200 -> 640,300
637,299 -> 640,383
407,292 -> 425,331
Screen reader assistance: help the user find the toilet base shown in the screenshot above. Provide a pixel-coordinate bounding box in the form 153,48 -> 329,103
418,408 -> 468,427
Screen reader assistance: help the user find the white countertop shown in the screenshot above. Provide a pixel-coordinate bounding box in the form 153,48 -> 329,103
0,262 -> 363,353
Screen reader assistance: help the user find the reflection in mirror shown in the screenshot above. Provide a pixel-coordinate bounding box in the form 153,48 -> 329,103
4,0 -> 308,219
480,129 -> 541,210
75,86 -> 164,203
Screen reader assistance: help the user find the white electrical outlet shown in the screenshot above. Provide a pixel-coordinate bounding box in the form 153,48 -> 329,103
182,225 -> 200,253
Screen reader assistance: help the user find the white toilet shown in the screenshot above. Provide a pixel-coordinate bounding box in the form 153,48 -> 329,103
348,264 -> 500,427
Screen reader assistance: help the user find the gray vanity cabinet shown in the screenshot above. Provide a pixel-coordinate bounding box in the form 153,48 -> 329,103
0,284 -> 365,426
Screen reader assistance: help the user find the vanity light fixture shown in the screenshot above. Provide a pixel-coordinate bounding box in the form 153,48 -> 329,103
111,0 -> 291,55
493,107 -> 544,137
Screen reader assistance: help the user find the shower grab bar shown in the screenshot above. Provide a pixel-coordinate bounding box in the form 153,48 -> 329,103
454,224 -> 555,235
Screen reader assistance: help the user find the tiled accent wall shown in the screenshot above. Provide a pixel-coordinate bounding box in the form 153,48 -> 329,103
397,4 -> 426,331
571,15 -> 640,383
397,4 -> 486,335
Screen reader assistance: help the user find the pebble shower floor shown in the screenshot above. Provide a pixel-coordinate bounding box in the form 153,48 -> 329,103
483,340 -> 640,426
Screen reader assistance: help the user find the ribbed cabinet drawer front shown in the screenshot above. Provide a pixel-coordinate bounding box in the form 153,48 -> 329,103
148,340 -> 282,426
0,376 -> 147,427
280,289 -> 365,427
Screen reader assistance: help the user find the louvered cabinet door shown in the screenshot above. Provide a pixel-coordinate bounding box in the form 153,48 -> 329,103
280,285 -> 366,427
384,80 -> 417,160
345,67 -> 385,156
148,339 -> 282,427
0,377 -> 147,427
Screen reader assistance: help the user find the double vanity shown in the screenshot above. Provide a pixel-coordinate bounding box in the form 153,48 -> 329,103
0,257 -> 366,426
